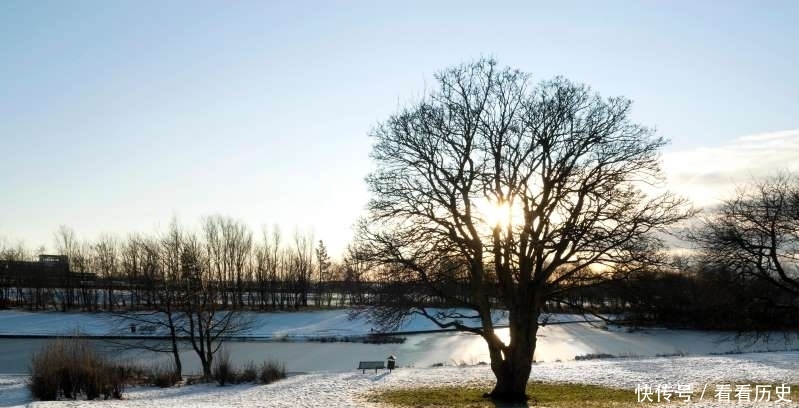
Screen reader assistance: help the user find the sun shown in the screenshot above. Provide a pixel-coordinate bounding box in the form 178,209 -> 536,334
475,198 -> 515,228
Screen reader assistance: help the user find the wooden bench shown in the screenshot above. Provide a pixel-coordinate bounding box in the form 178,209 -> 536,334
357,361 -> 385,374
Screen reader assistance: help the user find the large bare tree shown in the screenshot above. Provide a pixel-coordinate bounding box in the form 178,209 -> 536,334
356,59 -> 691,402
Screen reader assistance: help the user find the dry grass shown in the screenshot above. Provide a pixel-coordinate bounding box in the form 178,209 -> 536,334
368,381 -> 639,408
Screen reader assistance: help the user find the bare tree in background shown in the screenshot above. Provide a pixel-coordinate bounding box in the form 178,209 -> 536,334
252,234 -> 271,310
315,240 -> 332,307
202,215 -> 253,308
54,226 -> 78,260
342,245 -> 368,306
263,226 -> 283,308
693,173 -> 799,316
120,234 -> 144,309
92,234 -> 120,311
356,59 -> 692,402
109,223 -> 185,380
0,239 -> 31,308
54,226 -> 94,311
190,220 -> 253,377
289,230 -> 314,308
51,227 -> 77,310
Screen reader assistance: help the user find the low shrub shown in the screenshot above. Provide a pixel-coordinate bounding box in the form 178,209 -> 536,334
146,363 -> 182,388
239,361 -> 258,383
574,353 -> 615,361
28,338 -> 130,401
207,356 -> 286,386
212,351 -> 236,386
258,360 -> 286,384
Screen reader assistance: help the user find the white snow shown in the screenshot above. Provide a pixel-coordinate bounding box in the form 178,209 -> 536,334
2,352 -> 798,407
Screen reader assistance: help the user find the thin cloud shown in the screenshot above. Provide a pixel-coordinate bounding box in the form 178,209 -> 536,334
662,129 -> 799,208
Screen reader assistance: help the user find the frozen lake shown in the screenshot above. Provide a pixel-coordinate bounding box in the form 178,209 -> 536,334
2,321 -> 797,375
0,332 -> 485,375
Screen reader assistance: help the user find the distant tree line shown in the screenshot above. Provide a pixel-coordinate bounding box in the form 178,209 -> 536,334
0,216 -> 370,312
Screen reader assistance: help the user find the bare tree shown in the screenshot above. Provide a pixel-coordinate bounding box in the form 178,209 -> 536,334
181,230 -> 252,378
252,235 -> 270,309
693,173 -> 799,309
315,240 -> 332,307
110,224 -> 185,380
288,230 -> 314,308
0,239 -> 31,308
202,215 -> 254,308
356,59 -> 691,402
120,234 -> 145,309
263,225 -> 283,308
53,228 -> 97,311
92,234 -> 120,310
342,245 -> 368,306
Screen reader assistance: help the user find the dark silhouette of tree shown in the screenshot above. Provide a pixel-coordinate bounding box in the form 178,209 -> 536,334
289,231 -> 314,308
341,245 -> 368,306
356,58 -> 691,402
315,240 -> 332,306
0,240 -> 30,308
109,223 -> 186,380
92,234 -> 120,311
50,227 -> 79,311
693,173 -> 799,315
185,219 -> 254,377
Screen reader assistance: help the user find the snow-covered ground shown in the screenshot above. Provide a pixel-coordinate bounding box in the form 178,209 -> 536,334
2,352 -> 798,407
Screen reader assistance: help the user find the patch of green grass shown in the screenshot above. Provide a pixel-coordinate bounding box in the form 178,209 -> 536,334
368,382 -> 639,408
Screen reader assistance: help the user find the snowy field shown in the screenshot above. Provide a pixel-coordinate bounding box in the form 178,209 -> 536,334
1,352 -> 799,407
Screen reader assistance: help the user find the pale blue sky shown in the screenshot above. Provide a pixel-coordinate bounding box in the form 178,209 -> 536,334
1,1 -> 798,256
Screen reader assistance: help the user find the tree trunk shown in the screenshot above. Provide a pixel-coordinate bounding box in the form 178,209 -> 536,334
201,358 -> 211,378
487,309 -> 539,403
166,313 -> 183,379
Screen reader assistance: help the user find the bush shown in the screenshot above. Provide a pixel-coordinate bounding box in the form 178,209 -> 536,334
211,356 -> 283,385
212,351 -> 236,386
146,363 -> 182,388
258,360 -> 286,384
28,338 -> 130,401
574,353 -> 615,361
239,361 -> 258,383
